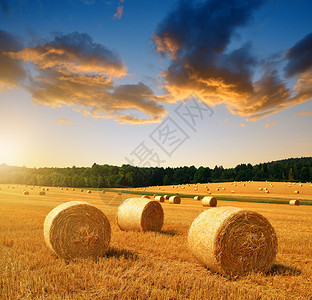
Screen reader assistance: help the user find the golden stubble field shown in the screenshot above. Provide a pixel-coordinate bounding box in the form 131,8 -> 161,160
0,182 -> 312,299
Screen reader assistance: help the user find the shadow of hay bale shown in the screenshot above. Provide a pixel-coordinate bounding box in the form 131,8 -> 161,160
267,264 -> 301,276
158,229 -> 183,236
105,247 -> 139,261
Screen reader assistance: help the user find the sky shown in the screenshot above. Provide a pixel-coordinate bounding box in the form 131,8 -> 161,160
0,0 -> 311,169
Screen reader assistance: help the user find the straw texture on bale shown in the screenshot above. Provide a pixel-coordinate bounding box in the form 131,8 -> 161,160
289,199 -> 300,206
188,206 -> 278,278
39,191 -> 45,195
194,196 -> 201,200
202,196 -> 217,207
23,191 -> 29,195
155,195 -> 165,202
44,201 -> 111,260
169,195 -> 181,204
117,198 -> 164,232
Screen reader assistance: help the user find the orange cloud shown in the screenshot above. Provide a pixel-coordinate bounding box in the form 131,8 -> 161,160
57,118 -> 75,126
295,110 -> 312,116
265,121 -> 278,128
240,123 -> 245,127
113,0 -> 125,20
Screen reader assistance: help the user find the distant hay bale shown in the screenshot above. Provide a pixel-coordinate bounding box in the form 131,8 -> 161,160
39,191 -> 45,195
141,195 -> 150,199
164,195 -> 170,200
23,191 -> 29,195
194,196 -> 201,200
60,188 -> 63,190
299,184 -> 303,187
87,190 -> 91,193
46,188 -> 49,191
259,188 -> 263,191
265,190 -> 269,194
216,188 -> 219,191
155,195 -> 165,202
231,190 -> 235,193
169,195 -> 181,204
117,198 -> 164,232
101,190 -> 105,193
188,206 -> 278,278
289,199 -> 300,206
202,196 -> 217,207
294,190 -> 299,194
44,201 -> 111,260
72,188 -> 75,191
118,192 -> 122,195
153,194 -> 157,198
80,189 -> 84,192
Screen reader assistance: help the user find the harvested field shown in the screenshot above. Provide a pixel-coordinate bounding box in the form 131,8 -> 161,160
0,183 -> 312,299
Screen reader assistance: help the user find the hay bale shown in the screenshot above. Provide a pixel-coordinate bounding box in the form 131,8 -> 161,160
141,195 -> 150,199
164,195 -> 170,200
39,191 -> 45,195
117,198 -> 164,232
44,201 -> 111,260
101,190 -> 105,193
188,206 -> 278,278
216,188 -> 219,191
202,196 -> 217,207
46,188 -> 49,191
265,190 -> 269,194
80,189 -> 84,192
194,196 -> 201,200
155,195 -> 165,202
87,190 -> 91,194
72,188 -> 75,191
60,188 -> 63,190
118,192 -> 122,195
23,191 -> 29,195
169,195 -> 181,204
294,190 -> 299,194
231,190 -> 235,193
289,199 -> 300,206
259,188 -> 263,191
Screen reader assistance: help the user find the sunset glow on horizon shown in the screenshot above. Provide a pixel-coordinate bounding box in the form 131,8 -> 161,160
0,0 -> 311,169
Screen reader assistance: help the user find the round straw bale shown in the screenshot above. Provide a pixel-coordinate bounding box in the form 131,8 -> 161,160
202,196 -> 217,207
101,190 -> 105,193
153,194 -> 157,198
169,195 -> 181,204
259,188 -> 263,191
80,189 -> 84,192
44,201 -> 111,260
294,190 -> 299,194
87,190 -> 91,193
155,195 -> 165,202
188,206 -> 278,278
194,196 -> 201,200
46,188 -> 49,191
231,190 -> 235,193
141,195 -> 150,199
60,187 -> 63,190
23,191 -> 29,195
39,191 -> 45,195
72,188 -> 75,191
289,199 -> 300,206
164,195 -> 170,200
117,198 -> 164,232
118,192 -> 122,195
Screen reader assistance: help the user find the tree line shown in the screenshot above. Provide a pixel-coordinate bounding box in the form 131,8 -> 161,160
0,157 -> 311,188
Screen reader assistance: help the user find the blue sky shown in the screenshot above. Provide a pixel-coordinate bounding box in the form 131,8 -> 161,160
0,0 -> 311,168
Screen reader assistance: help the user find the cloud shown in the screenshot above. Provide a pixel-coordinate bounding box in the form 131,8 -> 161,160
152,0 -> 312,121
113,0 -> 124,20
265,121 -> 278,128
8,32 -> 127,78
3,31 -> 167,124
295,110 -> 312,116
57,118 -> 75,126
284,33 -> 312,77
0,30 -> 26,91
240,123 -> 246,127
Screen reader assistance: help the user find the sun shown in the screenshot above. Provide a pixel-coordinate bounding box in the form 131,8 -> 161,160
0,140 -> 17,164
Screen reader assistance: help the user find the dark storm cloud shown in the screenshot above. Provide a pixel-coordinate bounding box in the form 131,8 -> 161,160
153,0 -> 312,120
284,33 -> 312,77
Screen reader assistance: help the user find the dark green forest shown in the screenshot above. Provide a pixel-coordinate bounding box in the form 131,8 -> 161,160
0,157 -> 311,188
